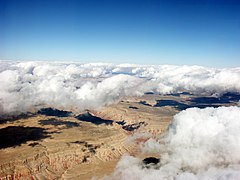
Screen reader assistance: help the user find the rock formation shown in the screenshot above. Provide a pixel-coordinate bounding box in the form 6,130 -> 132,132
1,92 -> 239,179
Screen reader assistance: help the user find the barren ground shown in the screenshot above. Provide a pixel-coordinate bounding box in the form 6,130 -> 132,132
0,92 -> 239,179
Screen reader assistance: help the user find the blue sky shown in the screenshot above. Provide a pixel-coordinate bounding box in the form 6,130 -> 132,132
0,0 -> 240,67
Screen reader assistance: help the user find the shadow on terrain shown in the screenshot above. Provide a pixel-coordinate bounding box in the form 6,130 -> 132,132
190,92 -> 240,104
139,101 -> 152,106
75,112 -> 113,125
39,118 -> 80,128
148,92 -> 240,110
154,100 -> 190,110
191,97 -> 227,104
167,92 -> 193,97
122,122 -> 146,131
71,141 -> 101,155
144,92 -> 154,95
221,92 -> 240,102
75,112 -> 145,131
116,120 -> 126,126
0,126 -> 50,149
116,120 -> 146,131
37,108 -> 72,117
28,142 -> 40,147
154,99 -> 221,110
0,113 -> 36,124
129,106 -> 139,109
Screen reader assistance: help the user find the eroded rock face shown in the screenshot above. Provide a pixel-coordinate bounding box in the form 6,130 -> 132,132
1,93 -> 238,179
0,112 -> 137,179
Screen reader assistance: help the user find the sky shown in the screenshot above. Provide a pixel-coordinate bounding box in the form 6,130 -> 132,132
0,0 -> 240,67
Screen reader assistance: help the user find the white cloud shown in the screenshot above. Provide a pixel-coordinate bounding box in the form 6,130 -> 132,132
0,61 -> 240,115
1,61 -> 240,178
107,106 -> 240,180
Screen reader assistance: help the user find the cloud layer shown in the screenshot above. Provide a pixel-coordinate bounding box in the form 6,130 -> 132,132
1,61 -> 240,115
1,61 -> 240,178
108,106 -> 240,180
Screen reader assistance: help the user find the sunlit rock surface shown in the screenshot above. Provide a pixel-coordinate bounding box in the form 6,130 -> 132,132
0,92 -> 239,179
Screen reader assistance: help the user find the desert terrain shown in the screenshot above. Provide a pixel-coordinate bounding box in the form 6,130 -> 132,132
0,92 -> 239,179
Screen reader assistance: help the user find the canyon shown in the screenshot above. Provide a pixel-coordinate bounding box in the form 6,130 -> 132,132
0,92 -> 239,179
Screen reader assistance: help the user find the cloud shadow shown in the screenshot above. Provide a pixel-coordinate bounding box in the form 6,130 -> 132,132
75,112 -> 113,125
154,100 -> 190,110
0,126 -> 50,149
39,118 -> 80,128
37,108 -> 72,117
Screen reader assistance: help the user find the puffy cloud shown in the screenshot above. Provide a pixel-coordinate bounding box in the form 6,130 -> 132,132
0,61 -> 240,115
107,106 -> 240,180
0,63 -> 144,114
1,61 -> 240,178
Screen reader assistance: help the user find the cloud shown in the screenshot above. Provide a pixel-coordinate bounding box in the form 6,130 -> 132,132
107,106 -> 240,180
1,62 -> 240,178
0,62 -> 144,115
0,61 -> 240,115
